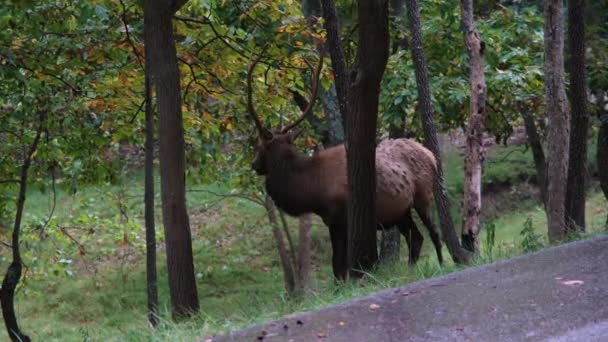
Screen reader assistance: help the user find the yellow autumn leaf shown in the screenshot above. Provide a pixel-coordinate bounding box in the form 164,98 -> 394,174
203,112 -> 213,121
118,72 -> 129,85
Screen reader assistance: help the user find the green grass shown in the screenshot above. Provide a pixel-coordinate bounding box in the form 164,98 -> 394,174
2,144 -> 607,341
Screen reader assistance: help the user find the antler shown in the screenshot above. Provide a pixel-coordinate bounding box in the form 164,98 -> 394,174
281,54 -> 324,133
247,53 -> 273,140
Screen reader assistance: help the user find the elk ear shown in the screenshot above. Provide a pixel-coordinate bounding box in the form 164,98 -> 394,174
287,128 -> 303,143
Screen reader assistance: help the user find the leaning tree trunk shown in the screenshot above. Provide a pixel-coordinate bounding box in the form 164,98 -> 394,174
143,72 -> 159,327
0,115 -> 42,342
144,0 -> 199,318
344,0 -> 390,277
296,214 -> 312,294
405,0 -> 471,264
597,91 -> 608,229
460,0 -> 487,255
544,0 -> 570,244
265,196 -> 297,294
565,0 -> 589,234
520,105 -> 547,206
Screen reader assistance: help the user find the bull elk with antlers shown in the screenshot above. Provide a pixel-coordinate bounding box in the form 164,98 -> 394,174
247,54 -> 443,280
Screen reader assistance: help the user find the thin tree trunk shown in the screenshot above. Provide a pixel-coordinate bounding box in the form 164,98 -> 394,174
0,116 -> 42,342
378,0 -> 407,265
144,0 -> 199,318
265,196 -> 296,294
296,214 -> 312,293
460,0 -> 487,254
301,0 -> 344,147
405,0 -> 471,264
520,105 -> 547,206
565,0 -> 588,234
597,91 -> 608,229
544,0 -> 570,244
345,0 -> 390,277
320,0 -> 349,127
320,85 -> 344,146
144,73 -> 159,327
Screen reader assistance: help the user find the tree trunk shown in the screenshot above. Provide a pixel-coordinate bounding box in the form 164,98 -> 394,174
320,85 -> 344,146
320,0 -> 349,128
144,0 -> 199,318
520,105 -> 547,206
379,0 -> 407,265
296,214 -> 312,293
265,196 -> 297,294
565,0 -> 588,234
301,0 -> 344,147
460,0 -> 487,255
544,0 -> 570,244
405,0 -> 471,264
0,116 -> 42,342
597,91 -> 608,229
144,72 -> 159,327
344,0 -> 390,277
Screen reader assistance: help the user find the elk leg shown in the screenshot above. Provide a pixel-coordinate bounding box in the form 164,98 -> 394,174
397,212 -> 424,265
328,222 -> 348,280
415,206 -> 444,265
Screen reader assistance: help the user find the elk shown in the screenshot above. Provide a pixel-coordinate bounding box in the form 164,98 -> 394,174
246,55 -> 443,280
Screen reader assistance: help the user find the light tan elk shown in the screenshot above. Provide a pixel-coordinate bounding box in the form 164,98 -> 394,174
247,55 -> 443,279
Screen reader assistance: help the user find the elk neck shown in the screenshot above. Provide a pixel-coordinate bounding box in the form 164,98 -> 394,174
264,148 -> 322,217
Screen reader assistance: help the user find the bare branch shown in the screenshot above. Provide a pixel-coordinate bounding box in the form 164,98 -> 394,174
119,0 -> 144,69
187,189 -> 265,207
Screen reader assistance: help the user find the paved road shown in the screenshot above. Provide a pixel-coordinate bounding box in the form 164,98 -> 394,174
211,236 -> 608,342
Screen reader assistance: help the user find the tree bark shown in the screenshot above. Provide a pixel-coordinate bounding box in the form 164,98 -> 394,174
0,116 -> 42,342
143,72 -> 159,327
378,0 -> 408,265
544,0 -> 570,244
296,214 -> 312,293
301,0 -> 344,147
344,0 -> 390,277
144,0 -> 199,318
405,0 -> 472,264
320,0 -> 349,128
597,91 -> 608,229
460,0 -> 487,254
520,105 -> 547,206
265,196 -> 296,294
565,0 -> 588,234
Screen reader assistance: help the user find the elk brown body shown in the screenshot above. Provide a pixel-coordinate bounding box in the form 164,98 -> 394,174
252,132 -> 443,279
245,52 -> 442,279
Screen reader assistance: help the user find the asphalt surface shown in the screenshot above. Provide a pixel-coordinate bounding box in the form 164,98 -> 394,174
210,235 -> 608,342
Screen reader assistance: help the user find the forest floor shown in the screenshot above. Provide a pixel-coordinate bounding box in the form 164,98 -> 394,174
1,134 -> 606,341
214,235 -> 608,342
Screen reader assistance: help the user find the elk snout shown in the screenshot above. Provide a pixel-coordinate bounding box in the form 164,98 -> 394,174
251,157 -> 266,175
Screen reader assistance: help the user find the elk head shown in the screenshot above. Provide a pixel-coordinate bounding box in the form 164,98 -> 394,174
246,53 -> 323,175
